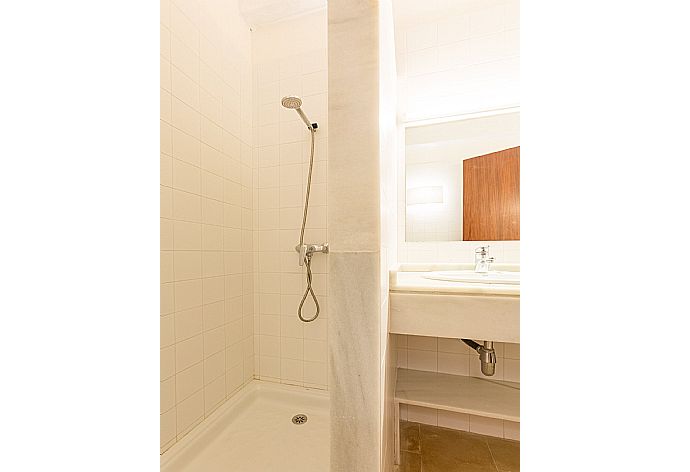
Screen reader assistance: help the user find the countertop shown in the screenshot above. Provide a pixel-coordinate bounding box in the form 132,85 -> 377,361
389,263 -> 520,297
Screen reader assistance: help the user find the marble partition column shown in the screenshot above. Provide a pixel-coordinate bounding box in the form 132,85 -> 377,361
328,1 -> 384,470
329,253 -> 381,470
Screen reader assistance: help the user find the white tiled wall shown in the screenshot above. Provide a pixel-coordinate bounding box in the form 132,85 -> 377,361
397,335 -> 520,440
251,10 -> 329,390
399,240 -> 520,264
160,0 -> 255,454
394,0 -> 520,122
397,336 -> 520,383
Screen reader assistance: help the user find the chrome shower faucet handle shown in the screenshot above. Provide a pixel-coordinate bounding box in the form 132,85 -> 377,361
295,243 -> 329,266
295,244 -> 307,266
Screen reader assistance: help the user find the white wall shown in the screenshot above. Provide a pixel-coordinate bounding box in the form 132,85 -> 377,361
160,0 -> 255,454
251,9 -> 329,390
394,0 -> 519,122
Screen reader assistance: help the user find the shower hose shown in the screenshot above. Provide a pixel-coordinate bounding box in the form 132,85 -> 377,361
298,127 -> 319,323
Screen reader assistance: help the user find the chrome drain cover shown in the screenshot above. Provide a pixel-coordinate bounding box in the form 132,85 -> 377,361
292,414 -> 308,425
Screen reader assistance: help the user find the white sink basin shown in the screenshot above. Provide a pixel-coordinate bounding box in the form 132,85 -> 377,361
423,270 -> 520,285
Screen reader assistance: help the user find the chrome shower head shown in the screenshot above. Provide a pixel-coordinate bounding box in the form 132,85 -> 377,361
281,96 -> 303,109
280,96 -> 316,131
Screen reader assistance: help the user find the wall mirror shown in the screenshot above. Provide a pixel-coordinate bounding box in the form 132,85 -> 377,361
405,111 -> 520,242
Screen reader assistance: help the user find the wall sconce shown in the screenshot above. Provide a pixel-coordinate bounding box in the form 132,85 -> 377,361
407,186 -> 444,205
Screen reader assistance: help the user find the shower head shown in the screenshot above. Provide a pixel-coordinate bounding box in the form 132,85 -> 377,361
280,96 -> 317,131
281,96 -> 303,109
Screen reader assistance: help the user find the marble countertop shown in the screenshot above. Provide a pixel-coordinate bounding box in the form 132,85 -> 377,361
390,263 -> 520,297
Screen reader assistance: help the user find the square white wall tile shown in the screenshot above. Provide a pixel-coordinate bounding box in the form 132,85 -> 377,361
437,410 -> 469,431
407,405 -> 438,426
469,415 -> 504,437
504,421 -> 520,440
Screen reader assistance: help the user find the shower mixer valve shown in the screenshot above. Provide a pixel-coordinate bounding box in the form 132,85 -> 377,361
295,243 -> 329,266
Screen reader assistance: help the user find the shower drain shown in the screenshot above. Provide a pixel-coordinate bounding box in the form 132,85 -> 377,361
291,414 -> 308,425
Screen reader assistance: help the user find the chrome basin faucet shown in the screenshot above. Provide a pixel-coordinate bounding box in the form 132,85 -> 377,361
474,246 -> 495,273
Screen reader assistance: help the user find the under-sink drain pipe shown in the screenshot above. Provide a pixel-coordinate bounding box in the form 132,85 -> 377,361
461,339 -> 497,376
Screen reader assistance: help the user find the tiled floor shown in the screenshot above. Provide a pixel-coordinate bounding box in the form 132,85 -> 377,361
399,421 -> 520,472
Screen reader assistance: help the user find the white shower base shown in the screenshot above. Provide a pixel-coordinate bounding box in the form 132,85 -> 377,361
161,381 -> 330,472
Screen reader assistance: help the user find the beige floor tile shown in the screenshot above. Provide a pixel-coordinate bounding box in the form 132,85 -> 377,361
401,421 -> 421,453
400,451 -> 421,472
487,436 -> 520,472
399,421 -> 520,472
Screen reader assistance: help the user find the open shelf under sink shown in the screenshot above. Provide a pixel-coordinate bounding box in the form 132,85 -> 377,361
395,368 -> 520,422
393,368 -> 520,465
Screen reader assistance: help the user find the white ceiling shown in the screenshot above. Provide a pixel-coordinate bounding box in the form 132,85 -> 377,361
239,0 -> 326,27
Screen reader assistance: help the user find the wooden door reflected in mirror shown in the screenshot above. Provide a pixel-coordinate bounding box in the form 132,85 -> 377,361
463,147 -> 520,241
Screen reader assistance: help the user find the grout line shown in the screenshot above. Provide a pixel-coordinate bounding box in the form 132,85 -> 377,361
486,437 -> 501,472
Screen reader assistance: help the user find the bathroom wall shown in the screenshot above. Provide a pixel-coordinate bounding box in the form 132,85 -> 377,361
394,0 -> 519,122
251,10 -> 329,390
160,0 -> 255,454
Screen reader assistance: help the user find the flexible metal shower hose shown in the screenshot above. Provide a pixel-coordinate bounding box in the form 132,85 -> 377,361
298,128 -> 319,323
